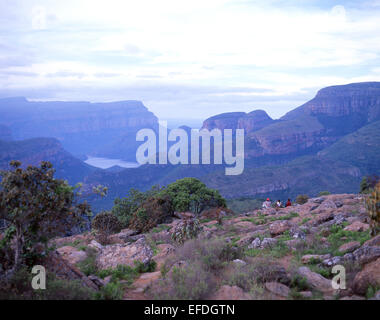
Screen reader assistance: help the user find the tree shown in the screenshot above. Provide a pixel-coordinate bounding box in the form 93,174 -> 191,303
0,161 -> 91,276
112,185 -> 161,228
161,178 -> 226,214
91,211 -> 121,244
360,176 -> 370,194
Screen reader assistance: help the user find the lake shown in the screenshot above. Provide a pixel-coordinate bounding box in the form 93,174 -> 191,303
84,156 -> 141,169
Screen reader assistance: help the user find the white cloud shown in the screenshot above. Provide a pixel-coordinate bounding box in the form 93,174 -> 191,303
1,0 -> 380,119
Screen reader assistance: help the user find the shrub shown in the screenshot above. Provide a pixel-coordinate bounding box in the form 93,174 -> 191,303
226,257 -> 289,291
365,181 -> 380,236
94,282 -> 124,300
112,186 -> 162,228
171,218 -> 202,244
129,196 -> 173,233
318,191 -> 331,196
149,261 -> 214,300
161,178 -> 226,214
296,194 -> 309,205
91,211 -> 122,244
0,161 -> 91,274
0,267 -> 94,300
77,247 -> 98,276
175,238 -> 243,271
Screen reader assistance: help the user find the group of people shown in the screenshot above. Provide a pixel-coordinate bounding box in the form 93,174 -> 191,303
262,198 -> 292,209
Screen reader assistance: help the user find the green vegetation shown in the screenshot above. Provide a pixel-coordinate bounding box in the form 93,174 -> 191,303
91,211 -> 122,244
171,219 -> 202,244
365,181 -> 380,236
110,178 -> 226,233
0,267 -> 94,300
318,191 -> 331,196
0,161 -> 91,276
163,177 -> 226,214
296,194 -> 309,205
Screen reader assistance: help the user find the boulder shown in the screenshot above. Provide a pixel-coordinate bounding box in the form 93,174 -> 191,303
96,238 -> 153,270
352,246 -> 380,265
344,221 -> 369,232
297,267 -> 333,293
265,282 -> 290,297
88,240 -> 103,252
363,235 -> 380,247
301,254 -> 331,264
270,220 -> 291,236
353,258 -> 380,295
233,259 -> 247,266
318,200 -> 337,211
56,246 -> 87,265
108,228 -> 139,244
210,285 -> 251,300
322,256 -> 342,267
338,241 -> 360,254
45,251 -> 98,291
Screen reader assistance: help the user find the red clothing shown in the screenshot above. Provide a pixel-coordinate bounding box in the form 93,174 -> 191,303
286,200 -> 292,207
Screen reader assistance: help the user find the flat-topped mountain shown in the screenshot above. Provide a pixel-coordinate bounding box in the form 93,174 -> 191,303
0,97 -> 158,160
202,110 -> 275,132
283,82 -> 380,122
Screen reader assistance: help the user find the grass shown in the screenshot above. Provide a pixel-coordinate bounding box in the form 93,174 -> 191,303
151,224 -> 171,233
326,224 -> 371,256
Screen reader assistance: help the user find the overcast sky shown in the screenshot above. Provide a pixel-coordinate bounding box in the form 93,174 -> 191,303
1,0 -> 380,122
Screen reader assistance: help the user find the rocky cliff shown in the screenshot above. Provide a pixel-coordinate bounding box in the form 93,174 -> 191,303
203,82 -> 380,162
0,97 -> 158,160
202,110 -> 274,132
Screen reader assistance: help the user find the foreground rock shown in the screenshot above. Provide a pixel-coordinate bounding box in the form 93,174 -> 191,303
265,282 -> 290,298
96,238 -> 153,270
45,251 -> 98,291
210,285 -> 251,300
297,267 -> 333,293
56,246 -> 87,265
353,258 -> 380,295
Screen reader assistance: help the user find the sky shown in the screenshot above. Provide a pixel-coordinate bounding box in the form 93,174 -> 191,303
1,0 -> 380,122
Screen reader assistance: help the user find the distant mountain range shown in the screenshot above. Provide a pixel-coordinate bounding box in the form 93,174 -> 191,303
0,97 -> 158,161
0,82 -> 379,211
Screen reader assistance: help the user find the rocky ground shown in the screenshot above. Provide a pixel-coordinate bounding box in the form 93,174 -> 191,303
49,193 -> 380,300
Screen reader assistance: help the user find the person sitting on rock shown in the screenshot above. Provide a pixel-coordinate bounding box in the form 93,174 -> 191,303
262,198 -> 271,209
276,200 -> 282,208
286,198 -> 292,207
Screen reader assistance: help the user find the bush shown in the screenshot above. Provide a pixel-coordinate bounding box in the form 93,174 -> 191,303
171,218 -> 202,244
91,211 -> 122,244
296,194 -> 309,205
0,267 -> 94,300
94,282 -> 124,300
112,186 -> 162,228
175,238 -> 243,271
365,181 -> 380,236
318,191 -> 331,196
161,178 -> 226,214
129,195 -> 173,233
0,161 -> 91,273
77,247 -> 98,276
149,261 -> 214,300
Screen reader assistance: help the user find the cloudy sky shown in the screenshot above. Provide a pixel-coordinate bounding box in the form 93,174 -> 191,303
1,0 -> 380,122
